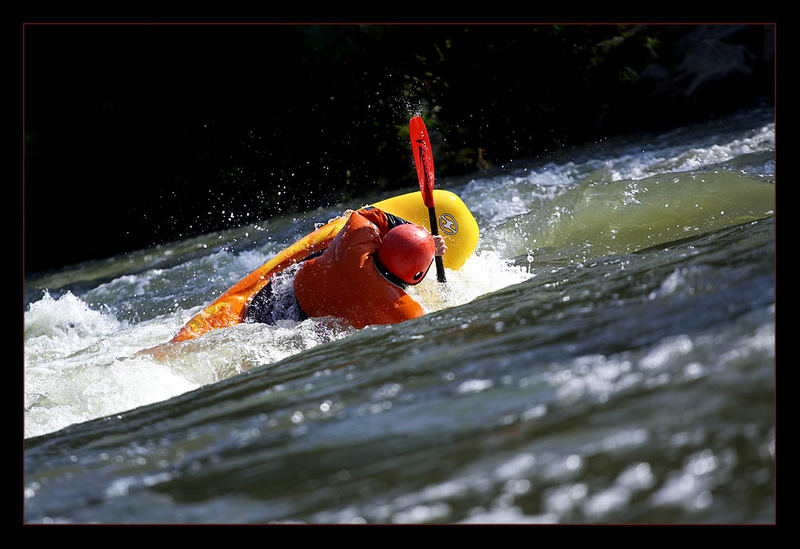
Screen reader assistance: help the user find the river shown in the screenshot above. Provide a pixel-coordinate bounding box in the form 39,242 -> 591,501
24,106 -> 775,524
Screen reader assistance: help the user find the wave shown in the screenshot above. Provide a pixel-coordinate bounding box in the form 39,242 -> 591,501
485,169 -> 774,261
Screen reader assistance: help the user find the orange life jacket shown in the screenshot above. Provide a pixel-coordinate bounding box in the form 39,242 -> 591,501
293,208 -> 425,328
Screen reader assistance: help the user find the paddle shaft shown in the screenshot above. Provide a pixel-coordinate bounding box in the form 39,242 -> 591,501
427,206 -> 447,283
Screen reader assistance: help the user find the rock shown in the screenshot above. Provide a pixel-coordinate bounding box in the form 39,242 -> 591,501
638,25 -> 768,115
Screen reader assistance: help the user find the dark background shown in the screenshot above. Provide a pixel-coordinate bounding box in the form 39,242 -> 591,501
22,23 -> 775,276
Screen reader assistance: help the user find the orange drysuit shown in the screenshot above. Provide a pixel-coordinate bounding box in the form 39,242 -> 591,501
291,207 -> 426,328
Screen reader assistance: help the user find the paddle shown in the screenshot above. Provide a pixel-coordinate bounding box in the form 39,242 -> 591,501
409,116 -> 446,283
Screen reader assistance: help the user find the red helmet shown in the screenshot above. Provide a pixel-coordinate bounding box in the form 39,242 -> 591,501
377,224 -> 435,286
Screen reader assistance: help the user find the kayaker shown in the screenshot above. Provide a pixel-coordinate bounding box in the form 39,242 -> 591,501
244,206 -> 446,329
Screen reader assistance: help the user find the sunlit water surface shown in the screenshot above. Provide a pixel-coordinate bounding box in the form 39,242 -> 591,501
24,107 -> 775,524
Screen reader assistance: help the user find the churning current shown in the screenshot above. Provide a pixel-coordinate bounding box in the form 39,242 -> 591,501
24,106 -> 775,524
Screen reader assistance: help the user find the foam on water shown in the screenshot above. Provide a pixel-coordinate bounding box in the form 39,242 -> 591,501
24,292 -> 198,437
24,243 -> 534,440
408,249 -> 533,313
24,109 -> 775,443
24,286 -> 363,438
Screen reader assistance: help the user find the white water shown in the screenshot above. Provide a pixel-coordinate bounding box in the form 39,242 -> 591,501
24,249 -> 531,438
23,110 -> 774,440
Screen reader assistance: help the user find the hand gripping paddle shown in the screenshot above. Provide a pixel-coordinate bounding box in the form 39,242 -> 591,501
409,116 -> 446,283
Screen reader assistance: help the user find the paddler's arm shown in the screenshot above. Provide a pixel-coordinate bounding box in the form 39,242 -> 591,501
355,206 -> 446,256
355,206 -> 412,234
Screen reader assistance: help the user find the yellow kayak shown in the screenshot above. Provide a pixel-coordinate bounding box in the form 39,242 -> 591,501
170,189 -> 479,342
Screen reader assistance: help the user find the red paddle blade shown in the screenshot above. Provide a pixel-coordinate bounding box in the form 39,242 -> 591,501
409,116 -> 435,208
